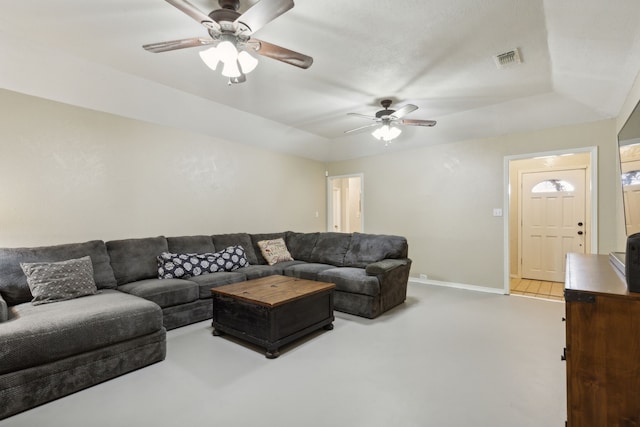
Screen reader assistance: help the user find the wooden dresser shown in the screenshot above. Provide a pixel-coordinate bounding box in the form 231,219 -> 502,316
564,253 -> 640,427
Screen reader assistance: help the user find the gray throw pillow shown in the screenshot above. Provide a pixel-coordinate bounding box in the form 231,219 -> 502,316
20,256 -> 98,305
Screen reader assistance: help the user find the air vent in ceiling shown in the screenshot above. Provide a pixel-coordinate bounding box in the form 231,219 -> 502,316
494,48 -> 522,69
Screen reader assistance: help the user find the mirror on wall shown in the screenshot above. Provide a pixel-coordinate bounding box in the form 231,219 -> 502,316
619,100 -> 640,236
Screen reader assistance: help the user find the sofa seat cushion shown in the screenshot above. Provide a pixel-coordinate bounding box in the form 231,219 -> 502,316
318,267 -> 381,296
0,289 -> 163,375
234,263 -> 291,280
283,263 -> 335,281
188,271 -> 247,299
118,278 -> 198,308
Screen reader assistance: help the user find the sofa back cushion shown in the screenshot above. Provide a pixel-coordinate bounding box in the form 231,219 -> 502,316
309,232 -> 352,266
167,235 -> 216,254
212,233 -> 258,265
343,233 -> 408,268
0,240 -> 117,306
106,236 -> 168,285
285,232 -> 319,262
250,232 -> 287,265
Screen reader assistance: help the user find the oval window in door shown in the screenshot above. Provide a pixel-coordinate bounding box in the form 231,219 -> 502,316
531,179 -> 575,193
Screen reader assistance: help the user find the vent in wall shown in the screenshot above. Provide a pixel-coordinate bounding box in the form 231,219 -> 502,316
494,48 -> 522,69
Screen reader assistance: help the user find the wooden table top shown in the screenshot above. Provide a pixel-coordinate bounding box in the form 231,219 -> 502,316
210,275 -> 336,307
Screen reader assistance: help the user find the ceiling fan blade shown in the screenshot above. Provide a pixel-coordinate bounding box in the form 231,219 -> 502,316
165,0 -> 221,32
389,104 -> 418,119
248,39 -> 313,69
347,112 -> 378,121
143,37 -> 215,53
398,118 -> 437,127
236,0 -> 294,34
344,123 -> 380,134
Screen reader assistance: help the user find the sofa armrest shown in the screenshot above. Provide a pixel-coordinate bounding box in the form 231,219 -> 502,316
365,258 -> 412,317
0,293 -> 8,323
365,258 -> 410,276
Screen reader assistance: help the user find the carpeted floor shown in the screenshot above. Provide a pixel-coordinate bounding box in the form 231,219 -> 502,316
1,283 -> 567,427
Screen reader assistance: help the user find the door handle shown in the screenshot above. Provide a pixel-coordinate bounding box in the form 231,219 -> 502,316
577,231 -> 584,235
577,222 -> 583,226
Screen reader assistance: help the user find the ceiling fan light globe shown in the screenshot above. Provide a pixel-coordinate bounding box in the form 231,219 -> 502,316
199,47 -> 221,71
372,124 -> 401,142
221,59 -> 242,78
238,51 -> 258,74
217,40 -> 239,63
388,126 -> 402,140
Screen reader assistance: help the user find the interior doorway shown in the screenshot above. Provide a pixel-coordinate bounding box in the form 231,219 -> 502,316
504,148 -> 598,296
327,174 -> 363,233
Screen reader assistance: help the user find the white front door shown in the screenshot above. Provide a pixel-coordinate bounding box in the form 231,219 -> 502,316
521,169 -> 586,282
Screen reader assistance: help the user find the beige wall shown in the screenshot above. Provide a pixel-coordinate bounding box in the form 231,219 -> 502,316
0,89 -> 327,247
0,85 -> 632,291
328,119 -> 619,290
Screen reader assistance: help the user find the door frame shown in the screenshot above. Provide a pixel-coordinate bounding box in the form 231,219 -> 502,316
326,173 -> 364,233
503,147 -> 598,294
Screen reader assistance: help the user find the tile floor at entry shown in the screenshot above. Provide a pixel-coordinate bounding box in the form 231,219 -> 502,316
510,278 -> 565,301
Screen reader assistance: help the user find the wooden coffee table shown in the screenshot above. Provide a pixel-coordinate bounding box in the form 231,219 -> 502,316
210,275 -> 335,358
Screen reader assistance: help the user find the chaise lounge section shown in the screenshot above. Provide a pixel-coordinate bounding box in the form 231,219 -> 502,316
0,240 -> 166,420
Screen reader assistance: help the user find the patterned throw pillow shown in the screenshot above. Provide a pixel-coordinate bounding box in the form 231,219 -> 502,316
216,245 -> 249,271
20,256 -> 98,305
157,246 -> 249,279
157,252 -> 219,279
257,238 -> 294,265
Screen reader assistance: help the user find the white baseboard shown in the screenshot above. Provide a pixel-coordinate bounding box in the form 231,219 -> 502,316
409,278 -> 507,295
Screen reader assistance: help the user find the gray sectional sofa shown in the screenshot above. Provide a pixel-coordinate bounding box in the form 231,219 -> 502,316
0,231 -> 410,419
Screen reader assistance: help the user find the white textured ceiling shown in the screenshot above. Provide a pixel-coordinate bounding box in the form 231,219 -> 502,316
1,0 -> 640,161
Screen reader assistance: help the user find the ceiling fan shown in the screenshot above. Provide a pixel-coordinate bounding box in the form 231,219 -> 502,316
345,100 -> 437,143
143,0 -> 313,84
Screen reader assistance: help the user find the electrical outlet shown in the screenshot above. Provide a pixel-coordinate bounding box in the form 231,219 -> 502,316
419,274 -> 428,280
